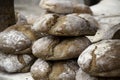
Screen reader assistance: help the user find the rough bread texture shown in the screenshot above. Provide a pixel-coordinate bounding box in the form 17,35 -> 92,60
40,0 -> 92,14
78,40 -> 120,77
0,30 -> 31,54
31,59 -> 51,80
5,24 -> 37,41
32,14 -> 98,36
0,51 -> 35,73
32,36 -> 91,60
76,68 -> 120,80
0,24 -> 41,54
32,14 -> 58,33
31,59 -> 79,80
76,68 -> 97,80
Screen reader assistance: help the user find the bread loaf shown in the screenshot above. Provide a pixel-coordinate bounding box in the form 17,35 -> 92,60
32,14 -> 58,33
32,36 -> 91,60
32,14 -> 98,36
5,24 -> 37,41
0,23 -> 45,54
30,59 -> 51,80
15,13 -> 47,39
0,51 -> 35,73
40,0 -> 92,14
49,60 -> 79,80
31,59 -> 79,80
78,40 -> 120,77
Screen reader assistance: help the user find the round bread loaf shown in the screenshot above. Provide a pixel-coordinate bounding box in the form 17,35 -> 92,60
31,59 -> 51,80
32,14 -> 98,36
40,0 -> 92,14
32,36 -> 91,60
5,24 -> 37,41
32,14 -> 58,33
0,24 -> 40,54
0,51 -> 35,73
31,59 -> 79,80
78,40 -> 120,77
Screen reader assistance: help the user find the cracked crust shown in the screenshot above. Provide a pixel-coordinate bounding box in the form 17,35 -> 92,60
32,36 -> 91,60
32,14 -> 59,33
0,51 -> 35,73
31,59 -> 79,80
33,14 -> 98,36
78,40 -> 120,77
5,24 -> 37,41
0,24 -> 38,54
31,59 -> 51,80
76,68 -> 98,80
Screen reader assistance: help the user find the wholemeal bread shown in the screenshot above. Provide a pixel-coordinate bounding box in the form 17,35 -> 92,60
31,59 -> 79,80
0,24 -> 44,54
40,0 -> 92,14
78,40 -> 120,77
0,51 -> 35,73
32,36 -> 91,60
32,14 -> 98,36
31,14 -> 58,33
5,24 -> 37,41
30,59 -> 51,80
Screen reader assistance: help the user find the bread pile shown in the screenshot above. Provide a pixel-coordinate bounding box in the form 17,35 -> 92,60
0,12 -> 48,73
0,22 -> 37,73
30,0 -> 99,80
0,0 -> 119,80
76,1 -> 120,80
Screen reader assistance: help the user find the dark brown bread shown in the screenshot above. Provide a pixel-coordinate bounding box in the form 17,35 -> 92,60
0,24 -> 37,54
0,51 -> 35,73
31,59 -> 79,80
78,40 -> 120,77
32,14 -> 98,36
32,36 -> 91,60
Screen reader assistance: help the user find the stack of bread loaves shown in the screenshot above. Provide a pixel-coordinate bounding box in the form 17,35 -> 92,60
0,11 -> 51,73
0,0 -> 119,80
0,15 -> 37,73
77,0 -> 120,80
30,0 -> 99,80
